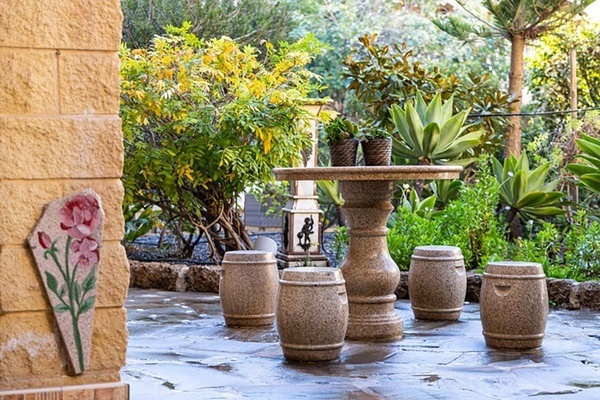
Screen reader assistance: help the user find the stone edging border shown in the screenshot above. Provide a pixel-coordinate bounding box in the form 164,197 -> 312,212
129,261 -> 600,311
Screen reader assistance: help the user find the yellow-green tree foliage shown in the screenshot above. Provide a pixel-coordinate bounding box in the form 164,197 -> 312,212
527,20 -> 600,112
120,24 -> 324,261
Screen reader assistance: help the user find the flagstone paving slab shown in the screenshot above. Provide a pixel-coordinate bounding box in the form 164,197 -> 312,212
123,289 -> 600,399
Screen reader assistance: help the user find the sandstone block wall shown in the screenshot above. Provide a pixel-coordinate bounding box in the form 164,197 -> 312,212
0,0 -> 128,393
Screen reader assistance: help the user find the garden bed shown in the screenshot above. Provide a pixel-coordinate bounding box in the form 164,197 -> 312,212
128,260 -> 600,311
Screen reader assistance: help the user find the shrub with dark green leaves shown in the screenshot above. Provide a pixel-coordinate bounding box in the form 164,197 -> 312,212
121,0 -> 300,49
343,33 -> 511,155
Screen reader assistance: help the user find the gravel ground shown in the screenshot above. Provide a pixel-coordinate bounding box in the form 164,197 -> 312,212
126,230 -> 343,267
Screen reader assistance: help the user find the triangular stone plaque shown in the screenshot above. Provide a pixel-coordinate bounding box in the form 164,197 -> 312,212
28,189 -> 104,375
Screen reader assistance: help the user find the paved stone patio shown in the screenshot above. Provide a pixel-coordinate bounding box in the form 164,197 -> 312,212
123,288 -> 600,399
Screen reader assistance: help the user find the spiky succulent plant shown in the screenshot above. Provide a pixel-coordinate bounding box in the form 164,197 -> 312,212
567,134 -> 600,194
390,91 -> 483,166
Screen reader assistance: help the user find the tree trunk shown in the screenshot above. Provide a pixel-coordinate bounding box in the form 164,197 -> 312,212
506,206 -> 523,240
413,158 -> 432,197
505,34 -> 525,158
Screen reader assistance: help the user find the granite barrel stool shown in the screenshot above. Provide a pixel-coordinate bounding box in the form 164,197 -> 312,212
408,245 -> 467,321
480,261 -> 548,349
220,250 -> 279,327
276,267 -> 348,362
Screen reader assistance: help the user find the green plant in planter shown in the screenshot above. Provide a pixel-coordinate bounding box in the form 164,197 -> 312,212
359,126 -> 392,141
492,153 -> 564,239
390,91 -> 483,167
323,117 -> 359,166
359,125 -> 393,166
323,117 -> 359,145
567,134 -> 600,194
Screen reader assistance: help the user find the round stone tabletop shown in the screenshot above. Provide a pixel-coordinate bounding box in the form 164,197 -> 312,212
273,165 -> 462,181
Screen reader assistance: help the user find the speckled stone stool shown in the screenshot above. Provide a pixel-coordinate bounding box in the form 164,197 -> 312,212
220,250 -> 279,327
276,267 -> 348,362
408,245 -> 467,321
480,261 -> 548,349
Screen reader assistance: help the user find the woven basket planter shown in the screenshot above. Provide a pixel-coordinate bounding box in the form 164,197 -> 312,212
329,138 -> 358,166
361,138 -> 392,166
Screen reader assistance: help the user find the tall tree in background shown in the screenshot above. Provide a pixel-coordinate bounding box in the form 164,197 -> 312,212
435,0 -> 596,157
121,0 -> 300,49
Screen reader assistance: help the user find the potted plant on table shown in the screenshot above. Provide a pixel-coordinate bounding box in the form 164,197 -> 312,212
360,125 -> 393,166
323,117 -> 359,166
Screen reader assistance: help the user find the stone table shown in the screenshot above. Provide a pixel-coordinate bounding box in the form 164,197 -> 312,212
273,166 -> 462,341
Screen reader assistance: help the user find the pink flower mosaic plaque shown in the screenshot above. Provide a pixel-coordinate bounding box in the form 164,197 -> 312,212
28,190 -> 104,375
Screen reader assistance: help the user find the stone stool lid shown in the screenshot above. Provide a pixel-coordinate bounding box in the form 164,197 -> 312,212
485,261 -> 544,276
412,245 -> 463,259
222,250 -> 275,263
281,267 -> 344,283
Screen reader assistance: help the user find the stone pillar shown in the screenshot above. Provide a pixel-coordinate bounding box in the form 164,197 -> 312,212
276,103 -> 329,268
0,1 -> 129,398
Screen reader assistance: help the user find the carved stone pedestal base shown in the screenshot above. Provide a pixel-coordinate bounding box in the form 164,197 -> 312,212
340,180 -> 403,340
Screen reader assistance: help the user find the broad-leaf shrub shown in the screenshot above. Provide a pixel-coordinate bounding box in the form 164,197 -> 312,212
344,33 -> 511,154
504,222 -> 567,279
386,171 -> 600,280
361,161 -> 600,280
120,25 -> 324,261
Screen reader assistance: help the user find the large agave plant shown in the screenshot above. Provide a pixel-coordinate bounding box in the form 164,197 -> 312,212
492,153 -> 564,238
390,91 -> 483,166
567,134 -> 600,194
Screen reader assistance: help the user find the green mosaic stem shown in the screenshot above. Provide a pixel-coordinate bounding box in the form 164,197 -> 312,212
64,235 -> 84,373
72,314 -> 84,372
